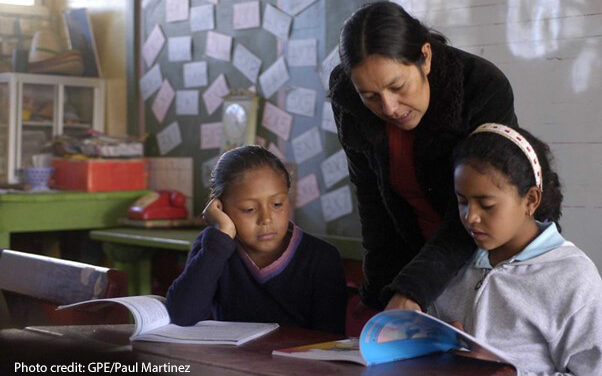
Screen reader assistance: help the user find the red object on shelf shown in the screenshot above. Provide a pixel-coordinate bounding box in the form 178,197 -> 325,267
51,158 -> 148,192
127,190 -> 188,220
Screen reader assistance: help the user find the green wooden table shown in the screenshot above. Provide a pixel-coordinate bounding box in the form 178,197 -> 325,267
0,191 -> 149,248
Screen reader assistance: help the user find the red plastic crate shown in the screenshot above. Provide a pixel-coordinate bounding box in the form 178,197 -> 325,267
51,158 -> 148,192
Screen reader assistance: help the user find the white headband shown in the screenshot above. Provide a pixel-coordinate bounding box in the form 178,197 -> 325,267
471,123 -> 543,191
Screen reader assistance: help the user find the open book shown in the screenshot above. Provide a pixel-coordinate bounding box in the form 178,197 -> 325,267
58,295 -> 278,345
273,310 -> 513,366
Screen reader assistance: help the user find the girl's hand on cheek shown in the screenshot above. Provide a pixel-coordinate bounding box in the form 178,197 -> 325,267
202,198 -> 236,239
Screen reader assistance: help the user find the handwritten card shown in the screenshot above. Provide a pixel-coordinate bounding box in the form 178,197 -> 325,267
190,4 -> 214,32
278,0 -> 317,16
166,0 -> 189,22
295,173 -> 320,208
202,74 -> 229,115
200,122 -> 222,150
152,79 -> 175,123
157,121 -> 182,155
202,155 -> 220,188
262,102 -> 292,140
321,149 -> 349,188
321,185 -> 353,222
287,39 -> 317,67
205,31 -> 232,61
262,4 -> 291,40
139,64 -> 163,101
143,25 -> 165,67
259,57 -> 289,99
268,142 -> 286,161
233,44 -> 261,83
322,101 -> 337,133
320,45 -> 340,89
292,127 -> 322,164
286,87 -> 316,117
168,36 -> 191,62
176,90 -> 199,115
233,1 -> 260,30
183,61 -> 208,88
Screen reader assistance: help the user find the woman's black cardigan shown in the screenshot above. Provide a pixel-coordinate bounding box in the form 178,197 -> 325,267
329,41 -> 518,310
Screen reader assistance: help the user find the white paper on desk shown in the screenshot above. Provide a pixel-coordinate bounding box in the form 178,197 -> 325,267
285,87 -> 316,117
287,38 -> 317,67
295,173 -> 320,208
321,101 -> 337,133
321,149 -> 349,189
202,155 -> 220,187
262,4 -> 291,40
233,44 -> 261,83
176,90 -> 199,116
183,61 -> 208,88
202,74 -> 229,115
200,122 -> 222,150
205,31 -> 231,61
261,102 -> 292,141
259,57 -> 289,99
268,142 -> 286,162
166,0 -> 189,22
321,185 -> 352,222
292,127 -> 322,164
143,25 -> 165,67
233,1 -> 260,30
157,121 -> 182,155
278,0 -> 317,16
168,36 -> 192,62
190,4 -> 214,32
139,64 -> 163,101
320,45 -> 340,89
152,79 -> 175,123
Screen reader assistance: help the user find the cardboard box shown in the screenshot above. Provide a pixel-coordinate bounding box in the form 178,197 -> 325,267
52,158 -> 148,192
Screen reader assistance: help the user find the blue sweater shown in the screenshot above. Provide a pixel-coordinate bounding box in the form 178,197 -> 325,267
166,225 -> 347,334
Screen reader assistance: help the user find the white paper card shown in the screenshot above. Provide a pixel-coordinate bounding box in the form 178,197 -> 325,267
200,122 -> 222,150
233,1 -> 260,30
278,0 -> 317,16
143,25 -> 165,67
157,121 -> 182,155
202,74 -> 229,115
262,102 -> 292,141
285,87 -> 316,117
205,31 -> 232,61
262,4 -> 291,40
183,61 -> 208,88
287,39 -> 317,67
321,185 -> 353,222
139,64 -> 163,101
268,142 -> 286,161
321,149 -> 349,188
292,127 -> 322,164
322,101 -> 337,133
233,44 -> 261,83
259,57 -> 289,99
321,45 -> 340,89
176,90 -> 199,115
190,4 -> 214,32
168,36 -> 192,62
152,80 -> 175,123
166,0 -> 189,22
202,155 -> 220,188
295,173 -> 320,208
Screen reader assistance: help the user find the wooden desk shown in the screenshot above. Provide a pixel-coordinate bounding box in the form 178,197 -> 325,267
0,191 -> 148,248
0,324 -> 515,376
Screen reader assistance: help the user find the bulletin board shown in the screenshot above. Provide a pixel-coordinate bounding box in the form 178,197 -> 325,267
136,0 -> 373,239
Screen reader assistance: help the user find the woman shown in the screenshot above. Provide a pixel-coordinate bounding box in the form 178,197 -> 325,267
329,2 -> 518,312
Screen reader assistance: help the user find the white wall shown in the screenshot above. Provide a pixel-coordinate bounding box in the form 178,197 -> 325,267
393,0 -> 602,269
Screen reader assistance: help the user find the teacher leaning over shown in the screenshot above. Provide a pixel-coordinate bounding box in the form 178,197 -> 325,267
329,1 -> 518,312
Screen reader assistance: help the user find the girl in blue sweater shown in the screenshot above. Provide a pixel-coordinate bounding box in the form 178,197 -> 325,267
166,145 -> 347,334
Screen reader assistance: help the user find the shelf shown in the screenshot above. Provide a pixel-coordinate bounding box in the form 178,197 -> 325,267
23,121 -> 53,127
63,123 -> 92,129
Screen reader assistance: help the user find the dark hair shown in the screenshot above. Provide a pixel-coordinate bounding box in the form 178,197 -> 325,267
453,127 -> 563,228
339,1 -> 447,75
209,145 -> 291,201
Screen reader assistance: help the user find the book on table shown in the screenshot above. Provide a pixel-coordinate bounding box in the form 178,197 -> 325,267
58,295 -> 278,345
273,309 -> 513,366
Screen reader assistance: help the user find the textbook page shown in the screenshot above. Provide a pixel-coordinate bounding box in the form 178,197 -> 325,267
273,338 -> 365,365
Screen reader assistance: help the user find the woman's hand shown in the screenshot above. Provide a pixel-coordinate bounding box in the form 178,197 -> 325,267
384,293 -> 421,311
202,198 -> 236,239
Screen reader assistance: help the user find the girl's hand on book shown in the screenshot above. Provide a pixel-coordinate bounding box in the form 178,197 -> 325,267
385,293 -> 421,312
202,198 -> 236,239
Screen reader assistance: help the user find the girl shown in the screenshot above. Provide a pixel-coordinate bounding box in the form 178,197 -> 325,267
430,124 -> 602,375
166,145 -> 347,334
